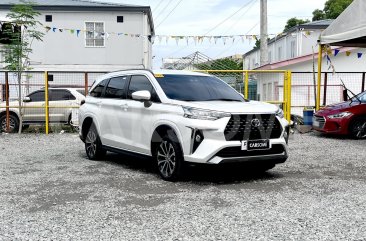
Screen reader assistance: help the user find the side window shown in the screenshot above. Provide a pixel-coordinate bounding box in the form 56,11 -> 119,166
28,91 -> 45,102
51,90 -> 75,101
128,75 -> 160,102
90,79 -> 108,97
105,76 -> 128,99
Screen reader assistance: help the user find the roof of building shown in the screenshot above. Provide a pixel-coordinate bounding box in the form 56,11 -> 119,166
0,0 -> 154,35
243,19 -> 334,57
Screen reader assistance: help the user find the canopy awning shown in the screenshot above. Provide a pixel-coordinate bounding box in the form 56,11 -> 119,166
320,0 -> 366,47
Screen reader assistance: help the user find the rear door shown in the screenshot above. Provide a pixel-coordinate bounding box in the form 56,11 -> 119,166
49,89 -> 75,123
99,76 -> 130,148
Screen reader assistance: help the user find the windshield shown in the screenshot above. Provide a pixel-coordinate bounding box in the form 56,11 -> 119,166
351,91 -> 366,103
155,74 -> 245,102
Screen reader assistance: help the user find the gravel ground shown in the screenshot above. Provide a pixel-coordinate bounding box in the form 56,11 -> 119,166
0,132 -> 365,240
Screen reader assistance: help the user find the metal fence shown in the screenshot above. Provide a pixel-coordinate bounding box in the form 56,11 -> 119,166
0,71 -> 107,133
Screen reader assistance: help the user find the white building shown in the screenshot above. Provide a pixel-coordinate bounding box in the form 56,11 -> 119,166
243,20 -> 366,115
0,0 -> 155,71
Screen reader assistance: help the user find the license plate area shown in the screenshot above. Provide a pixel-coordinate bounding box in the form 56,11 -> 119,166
241,139 -> 270,151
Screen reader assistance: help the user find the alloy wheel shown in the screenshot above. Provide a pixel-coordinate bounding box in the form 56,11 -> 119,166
157,141 -> 176,178
1,118 -> 16,132
352,120 -> 366,139
85,129 -> 97,157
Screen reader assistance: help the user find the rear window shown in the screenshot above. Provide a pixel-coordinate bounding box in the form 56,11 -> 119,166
76,89 -> 85,96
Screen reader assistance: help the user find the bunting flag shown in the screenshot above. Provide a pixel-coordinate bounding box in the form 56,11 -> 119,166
358,53 -> 363,58
346,51 -> 351,56
334,49 -> 340,56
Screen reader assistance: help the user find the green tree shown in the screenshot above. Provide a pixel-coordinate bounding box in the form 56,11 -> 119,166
311,0 -> 353,21
312,9 -> 325,21
283,18 -> 310,32
1,0 -> 44,133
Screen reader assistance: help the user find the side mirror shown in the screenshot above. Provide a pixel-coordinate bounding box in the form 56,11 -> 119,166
343,89 -> 348,101
132,90 -> 151,101
23,97 -> 31,102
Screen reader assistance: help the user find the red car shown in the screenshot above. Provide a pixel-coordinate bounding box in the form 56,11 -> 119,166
313,90 -> 366,139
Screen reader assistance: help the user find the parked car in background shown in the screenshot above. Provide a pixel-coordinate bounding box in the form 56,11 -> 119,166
313,90 -> 366,139
79,69 -> 290,181
0,88 -> 85,133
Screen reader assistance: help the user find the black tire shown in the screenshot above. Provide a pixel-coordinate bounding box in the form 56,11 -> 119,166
154,134 -> 184,181
349,116 -> 366,139
0,114 -> 19,133
85,123 -> 106,160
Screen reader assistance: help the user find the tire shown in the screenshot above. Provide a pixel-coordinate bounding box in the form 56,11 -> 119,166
349,116 -> 366,139
85,123 -> 106,160
0,114 -> 19,133
155,134 -> 184,181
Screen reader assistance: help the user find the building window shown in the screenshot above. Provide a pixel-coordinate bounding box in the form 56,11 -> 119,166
117,16 -> 124,23
45,15 -> 52,22
85,22 -> 105,47
290,41 -> 296,58
268,51 -> 272,63
277,46 -> 282,61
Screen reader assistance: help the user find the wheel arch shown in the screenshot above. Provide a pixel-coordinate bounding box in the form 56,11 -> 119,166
81,116 -> 94,140
151,124 -> 184,157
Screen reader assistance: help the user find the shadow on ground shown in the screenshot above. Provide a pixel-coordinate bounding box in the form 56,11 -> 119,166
99,152 -> 284,185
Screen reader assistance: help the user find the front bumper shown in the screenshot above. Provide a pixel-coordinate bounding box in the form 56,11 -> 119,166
312,115 -> 351,135
181,116 -> 289,165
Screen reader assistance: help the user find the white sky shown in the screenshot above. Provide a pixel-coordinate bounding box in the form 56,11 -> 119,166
99,0 -> 327,68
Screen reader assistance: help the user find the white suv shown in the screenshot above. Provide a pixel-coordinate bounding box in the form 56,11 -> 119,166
79,70 -> 289,181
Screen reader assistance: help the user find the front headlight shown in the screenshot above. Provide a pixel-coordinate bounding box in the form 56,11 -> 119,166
328,111 -> 352,119
183,106 -> 231,121
275,108 -> 284,118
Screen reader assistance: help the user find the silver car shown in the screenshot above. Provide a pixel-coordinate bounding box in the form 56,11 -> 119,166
0,88 -> 85,132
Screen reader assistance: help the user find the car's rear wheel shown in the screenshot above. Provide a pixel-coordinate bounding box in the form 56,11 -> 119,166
0,114 -> 19,133
349,116 -> 366,139
85,123 -> 106,160
155,135 -> 183,181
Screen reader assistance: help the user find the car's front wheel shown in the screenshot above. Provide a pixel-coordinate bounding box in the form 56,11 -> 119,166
349,116 -> 366,139
85,123 -> 106,160
0,114 -> 19,133
155,135 -> 183,181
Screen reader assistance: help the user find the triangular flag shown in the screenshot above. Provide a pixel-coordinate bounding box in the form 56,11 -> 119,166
334,49 -> 340,56
70,29 -> 74,34
52,27 -> 57,32
358,53 -> 363,58
76,30 -> 81,37
59,28 -> 63,32
346,51 -> 351,56
45,26 -> 51,32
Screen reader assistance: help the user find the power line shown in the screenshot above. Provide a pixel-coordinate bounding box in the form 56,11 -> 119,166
203,0 -> 256,36
153,0 -> 164,12
154,0 -> 175,22
156,0 -> 184,28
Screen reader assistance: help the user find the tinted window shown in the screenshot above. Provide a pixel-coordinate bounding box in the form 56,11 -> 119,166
127,75 -> 160,103
28,91 -> 45,102
105,76 -> 128,99
355,91 -> 366,103
156,74 -> 244,102
51,90 -> 75,101
90,79 -> 108,97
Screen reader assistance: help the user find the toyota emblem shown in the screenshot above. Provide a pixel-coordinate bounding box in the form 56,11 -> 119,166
251,118 -> 261,127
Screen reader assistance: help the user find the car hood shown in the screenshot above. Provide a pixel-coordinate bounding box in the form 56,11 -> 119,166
317,100 -> 359,115
170,100 -> 278,114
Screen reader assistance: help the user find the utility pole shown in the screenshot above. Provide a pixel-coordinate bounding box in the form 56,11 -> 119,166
260,0 -> 268,66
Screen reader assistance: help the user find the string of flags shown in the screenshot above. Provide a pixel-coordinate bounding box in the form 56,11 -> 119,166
41,24 -> 289,46
324,45 -> 364,74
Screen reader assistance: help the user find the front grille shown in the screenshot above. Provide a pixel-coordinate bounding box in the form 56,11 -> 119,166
224,114 -> 282,141
314,115 -> 326,129
216,144 -> 285,158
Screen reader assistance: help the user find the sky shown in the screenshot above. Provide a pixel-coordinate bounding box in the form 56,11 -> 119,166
98,0 -> 327,68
